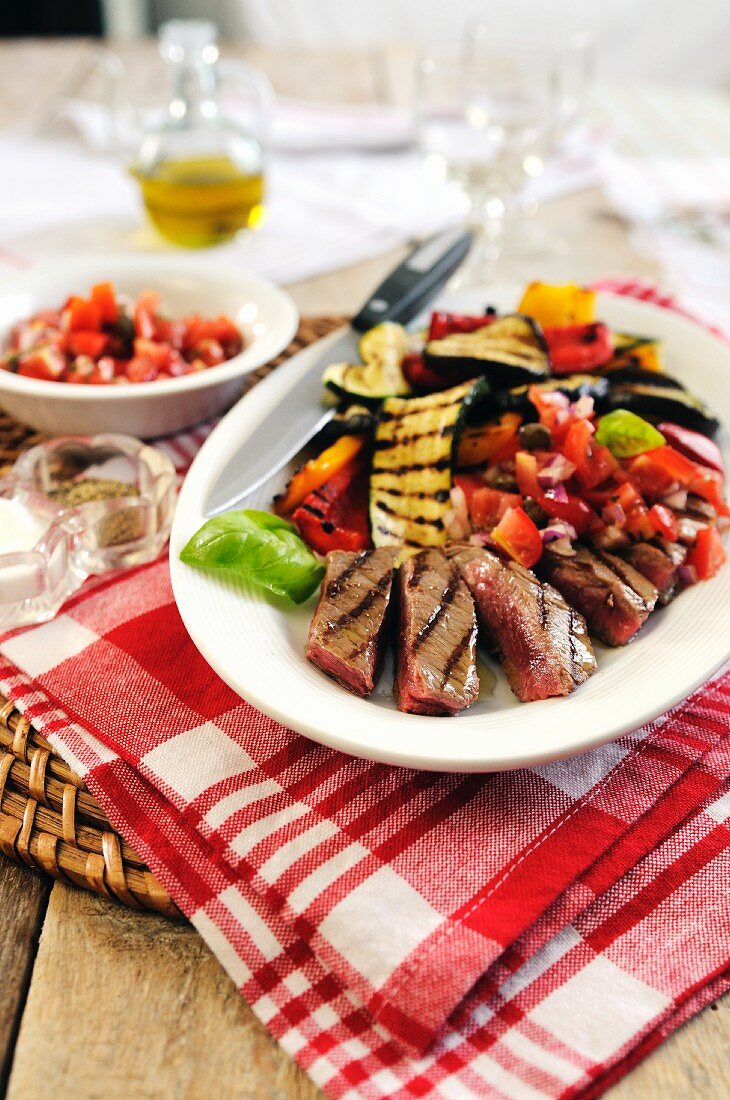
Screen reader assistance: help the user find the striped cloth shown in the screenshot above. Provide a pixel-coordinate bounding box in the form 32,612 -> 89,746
0,282 -> 728,1098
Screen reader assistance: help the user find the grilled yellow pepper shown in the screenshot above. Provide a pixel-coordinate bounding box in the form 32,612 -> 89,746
518,282 -> 596,327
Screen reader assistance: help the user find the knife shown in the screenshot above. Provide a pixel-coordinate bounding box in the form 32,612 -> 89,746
204,226 -> 473,517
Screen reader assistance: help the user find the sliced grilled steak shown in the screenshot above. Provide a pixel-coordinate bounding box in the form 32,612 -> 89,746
447,545 -> 596,702
307,546 -> 399,697
538,545 -> 658,646
395,548 -> 479,716
622,541 -> 686,605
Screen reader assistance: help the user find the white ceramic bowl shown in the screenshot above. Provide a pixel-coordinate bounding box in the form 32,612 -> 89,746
0,257 -> 298,439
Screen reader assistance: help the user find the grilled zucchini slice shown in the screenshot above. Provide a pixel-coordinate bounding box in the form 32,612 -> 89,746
424,314 -> 549,387
317,403 -> 378,446
370,377 -> 488,548
322,322 -> 412,404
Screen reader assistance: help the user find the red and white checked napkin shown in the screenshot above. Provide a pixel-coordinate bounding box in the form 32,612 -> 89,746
1,283 -> 728,1099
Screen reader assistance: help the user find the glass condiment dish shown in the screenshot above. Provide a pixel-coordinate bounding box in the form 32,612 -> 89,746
0,434 -> 176,629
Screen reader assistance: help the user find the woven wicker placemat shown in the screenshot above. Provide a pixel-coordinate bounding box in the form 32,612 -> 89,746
0,315 -> 342,917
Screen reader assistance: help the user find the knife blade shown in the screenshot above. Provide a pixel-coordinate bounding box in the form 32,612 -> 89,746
203,226 -> 473,517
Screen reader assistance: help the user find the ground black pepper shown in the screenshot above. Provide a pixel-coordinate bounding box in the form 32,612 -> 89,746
48,478 -> 142,546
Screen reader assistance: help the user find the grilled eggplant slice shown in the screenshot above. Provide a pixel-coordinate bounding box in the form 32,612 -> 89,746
607,382 -> 719,437
499,373 -> 610,416
323,322 -> 412,404
370,377 -> 488,548
603,367 -> 684,390
424,314 -> 550,388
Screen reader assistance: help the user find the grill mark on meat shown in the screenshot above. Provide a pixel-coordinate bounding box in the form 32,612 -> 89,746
622,541 -> 682,605
328,569 -> 392,632
300,502 -> 325,519
539,545 -> 656,647
374,425 -> 455,451
568,608 -> 578,678
307,547 -> 398,698
408,554 -> 430,588
448,544 -> 596,701
324,549 -> 369,599
537,580 -> 546,630
413,570 -> 458,650
396,549 -> 479,715
441,622 -> 474,686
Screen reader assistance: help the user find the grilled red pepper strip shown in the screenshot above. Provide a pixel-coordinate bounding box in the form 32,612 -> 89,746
544,323 -> 613,375
427,310 -> 496,341
292,451 -> 372,555
401,353 -> 447,393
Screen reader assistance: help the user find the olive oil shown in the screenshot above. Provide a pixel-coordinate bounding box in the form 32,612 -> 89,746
132,156 -> 265,248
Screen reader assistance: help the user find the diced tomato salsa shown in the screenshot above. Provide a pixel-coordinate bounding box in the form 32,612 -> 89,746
1,281 -> 244,385
274,297 -> 727,590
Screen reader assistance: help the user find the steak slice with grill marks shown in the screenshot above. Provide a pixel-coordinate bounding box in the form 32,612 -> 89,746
538,545 -> 658,647
447,544 -> 596,702
307,546 -> 399,697
395,548 -> 479,716
621,541 -> 686,605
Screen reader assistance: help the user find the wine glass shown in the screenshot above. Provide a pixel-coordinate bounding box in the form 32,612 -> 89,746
468,19 -> 596,248
414,49 -> 474,214
415,38 -> 557,282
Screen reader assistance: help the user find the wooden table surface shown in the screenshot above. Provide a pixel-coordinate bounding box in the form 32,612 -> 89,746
0,37 -> 728,1100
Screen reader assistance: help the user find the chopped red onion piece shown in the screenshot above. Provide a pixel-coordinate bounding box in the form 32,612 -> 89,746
678,517 -> 704,544
542,482 -> 569,504
537,454 -> 576,488
591,524 -> 631,552
686,495 -> 717,521
572,395 -> 595,420
542,520 -> 578,544
469,531 -> 496,548
546,537 -> 576,557
539,389 -> 570,410
444,486 -> 472,541
662,488 -> 687,510
678,563 -> 698,587
602,501 -> 626,527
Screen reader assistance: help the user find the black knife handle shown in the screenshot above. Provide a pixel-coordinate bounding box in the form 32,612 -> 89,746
350,227 -> 473,333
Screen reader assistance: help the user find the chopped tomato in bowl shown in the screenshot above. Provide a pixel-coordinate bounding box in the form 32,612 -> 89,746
0,259 -> 299,437
1,281 -> 244,386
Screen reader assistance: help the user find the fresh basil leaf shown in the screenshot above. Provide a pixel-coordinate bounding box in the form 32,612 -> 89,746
595,409 -> 666,458
180,509 -> 324,604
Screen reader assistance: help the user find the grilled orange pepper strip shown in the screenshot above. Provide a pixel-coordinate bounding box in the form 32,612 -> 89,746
457,412 -> 522,468
275,434 -> 364,515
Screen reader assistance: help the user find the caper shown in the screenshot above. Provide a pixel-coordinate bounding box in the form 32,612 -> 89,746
522,496 -> 548,526
518,422 -> 553,451
486,469 -> 519,493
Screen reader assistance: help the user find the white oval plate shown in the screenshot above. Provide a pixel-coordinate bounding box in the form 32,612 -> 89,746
170,288 -> 730,772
